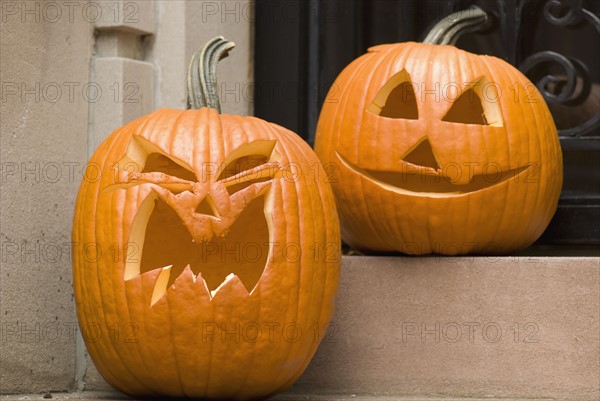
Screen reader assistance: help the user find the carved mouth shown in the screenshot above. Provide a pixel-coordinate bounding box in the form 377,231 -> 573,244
107,136 -> 281,306
336,152 -> 530,198
125,191 -> 272,306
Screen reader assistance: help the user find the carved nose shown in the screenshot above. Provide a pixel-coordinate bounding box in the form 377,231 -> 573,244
402,138 -> 440,170
194,195 -> 220,218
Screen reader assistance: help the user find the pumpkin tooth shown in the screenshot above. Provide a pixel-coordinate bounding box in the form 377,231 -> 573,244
181,264 -> 197,282
210,273 -> 249,300
194,272 -> 211,297
150,265 -> 172,306
210,273 -> 236,298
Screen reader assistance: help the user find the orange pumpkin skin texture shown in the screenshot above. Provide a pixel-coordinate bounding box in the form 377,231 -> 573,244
315,42 -> 562,254
73,108 -> 340,398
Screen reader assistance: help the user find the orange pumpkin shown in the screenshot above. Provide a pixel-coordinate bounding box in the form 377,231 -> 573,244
73,37 -> 340,399
314,10 -> 562,255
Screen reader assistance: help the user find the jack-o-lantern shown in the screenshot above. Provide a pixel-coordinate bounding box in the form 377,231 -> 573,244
73,37 -> 340,399
314,9 -> 562,255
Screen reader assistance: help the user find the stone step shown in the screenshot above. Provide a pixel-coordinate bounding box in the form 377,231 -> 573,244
73,256 -> 599,400
0,392 -> 563,401
288,256 -> 599,401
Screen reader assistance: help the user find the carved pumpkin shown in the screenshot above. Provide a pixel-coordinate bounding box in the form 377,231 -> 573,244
314,10 -> 562,254
73,37 -> 340,399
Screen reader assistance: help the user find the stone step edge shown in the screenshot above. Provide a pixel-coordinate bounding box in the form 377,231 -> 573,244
0,391 -> 562,401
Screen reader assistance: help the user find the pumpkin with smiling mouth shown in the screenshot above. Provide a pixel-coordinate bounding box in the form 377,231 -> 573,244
73,38 -> 340,399
314,9 -> 562,255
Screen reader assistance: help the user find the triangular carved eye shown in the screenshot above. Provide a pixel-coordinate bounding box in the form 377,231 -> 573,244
142,152 -> 197,182
115,136 -> 196,182
217,140 -> 278,180
442,88 -> 487,125
366,69 -> 418,119
216,140 -> 281,195
442,76 -> 503,126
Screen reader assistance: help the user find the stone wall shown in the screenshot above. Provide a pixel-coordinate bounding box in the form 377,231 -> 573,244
0,0 -> 254,393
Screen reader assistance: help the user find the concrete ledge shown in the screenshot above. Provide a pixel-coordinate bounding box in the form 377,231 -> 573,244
74,256 -> 599,400
6,257 -> 595,399
0,392 -> 565,401
290,256 -> 599,401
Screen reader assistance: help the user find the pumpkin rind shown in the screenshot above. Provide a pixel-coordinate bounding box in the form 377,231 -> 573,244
73,107 -> 340,399
314,42 -> 562,254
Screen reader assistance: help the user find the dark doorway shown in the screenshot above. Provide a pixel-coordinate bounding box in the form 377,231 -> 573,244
255,0 -> 600,246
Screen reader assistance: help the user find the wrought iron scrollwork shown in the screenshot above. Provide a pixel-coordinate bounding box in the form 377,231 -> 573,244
519,0 -> 600,137
543,0 -> 584,26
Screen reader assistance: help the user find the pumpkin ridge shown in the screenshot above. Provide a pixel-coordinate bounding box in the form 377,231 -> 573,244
274,128 -> 339,394
230,119 -> 284,398
509,59 -> 556,246
86,127 -> 155,393
266,125 -> 305,390
272,127 -> 320,391
356,44 -> 404,248
123,185 -> 160,387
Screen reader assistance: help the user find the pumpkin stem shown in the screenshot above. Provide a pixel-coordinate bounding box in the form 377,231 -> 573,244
187,36 -> 236,112
423,6 -> 489,45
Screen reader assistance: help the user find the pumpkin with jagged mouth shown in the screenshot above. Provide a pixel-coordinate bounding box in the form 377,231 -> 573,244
314,10 -> 562,255
73,38 -> 340,400
112,135 -> 282,304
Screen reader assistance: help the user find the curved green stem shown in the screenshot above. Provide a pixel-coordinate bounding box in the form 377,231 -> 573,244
423,6 -> 489,45
187,36 -> 235,112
